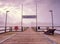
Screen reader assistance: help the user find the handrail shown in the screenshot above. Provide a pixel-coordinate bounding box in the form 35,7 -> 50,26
0,29 -> 10,31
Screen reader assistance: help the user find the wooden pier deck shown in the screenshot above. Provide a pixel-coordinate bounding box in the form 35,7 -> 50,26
0,28 -> 60,44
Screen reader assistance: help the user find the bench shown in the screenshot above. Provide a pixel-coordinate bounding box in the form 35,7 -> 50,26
44,29 -> 56,35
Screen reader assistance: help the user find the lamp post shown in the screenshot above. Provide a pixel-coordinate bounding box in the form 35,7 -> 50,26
49,10 -> 54,29
5,11 -> 9,32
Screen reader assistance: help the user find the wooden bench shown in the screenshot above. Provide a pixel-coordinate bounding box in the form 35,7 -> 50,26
44,29 -> 56,35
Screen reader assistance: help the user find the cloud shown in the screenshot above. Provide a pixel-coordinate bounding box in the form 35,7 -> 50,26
0,0 -> 25,7
0,0 -> 60,26
51,0 -> 60,4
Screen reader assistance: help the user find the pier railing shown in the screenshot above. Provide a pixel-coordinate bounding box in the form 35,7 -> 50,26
0,26 -> 60,33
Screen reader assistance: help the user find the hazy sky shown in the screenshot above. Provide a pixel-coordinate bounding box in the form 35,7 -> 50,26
0,0 -> 60,26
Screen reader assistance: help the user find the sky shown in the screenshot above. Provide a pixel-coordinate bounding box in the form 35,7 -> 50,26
0,0 -> 60,26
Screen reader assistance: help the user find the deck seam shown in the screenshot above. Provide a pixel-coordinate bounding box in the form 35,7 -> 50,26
44,35 -> 57,44
0,34 -> 16,44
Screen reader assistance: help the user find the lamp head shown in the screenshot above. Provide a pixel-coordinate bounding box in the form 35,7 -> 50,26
6,11 -> 9,12
49,10 -> 53,12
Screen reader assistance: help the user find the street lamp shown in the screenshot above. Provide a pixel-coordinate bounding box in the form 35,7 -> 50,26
49,10 -> 54,29
5,11 -> 9,32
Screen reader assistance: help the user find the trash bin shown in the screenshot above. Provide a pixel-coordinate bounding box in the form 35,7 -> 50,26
38,26 -> 40,29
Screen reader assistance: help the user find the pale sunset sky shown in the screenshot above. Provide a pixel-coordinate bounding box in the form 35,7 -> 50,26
0,0 -> 60,26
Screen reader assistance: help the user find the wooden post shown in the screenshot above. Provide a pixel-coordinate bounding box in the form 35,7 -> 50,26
21,4 -> 23,32
35,0 -> 37,32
